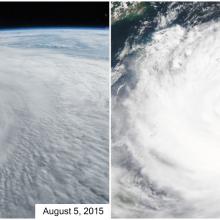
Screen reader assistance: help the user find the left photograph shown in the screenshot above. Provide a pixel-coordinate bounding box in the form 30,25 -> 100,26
0,2 -> 109,218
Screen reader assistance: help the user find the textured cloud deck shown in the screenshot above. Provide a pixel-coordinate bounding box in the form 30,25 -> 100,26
0,28 -> 109,218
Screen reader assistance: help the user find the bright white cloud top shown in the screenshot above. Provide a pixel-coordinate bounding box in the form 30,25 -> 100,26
0,28 -> 109,218
112,15 -> 220,218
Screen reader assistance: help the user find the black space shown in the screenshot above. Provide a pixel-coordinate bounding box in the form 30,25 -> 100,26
0,2 -> 109,29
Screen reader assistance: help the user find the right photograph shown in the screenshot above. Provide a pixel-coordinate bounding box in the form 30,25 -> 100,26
111,2 -> 220,218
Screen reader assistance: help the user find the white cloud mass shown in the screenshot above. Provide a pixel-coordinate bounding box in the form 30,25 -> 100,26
0,28 -> 109,218
112,21 -> 220,217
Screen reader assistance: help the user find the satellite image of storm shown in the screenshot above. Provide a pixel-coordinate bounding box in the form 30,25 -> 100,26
0,2 -> 109,218
112,2 -> 220,218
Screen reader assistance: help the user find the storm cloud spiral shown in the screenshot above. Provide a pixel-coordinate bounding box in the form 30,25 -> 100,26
112,2 -> 220,218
